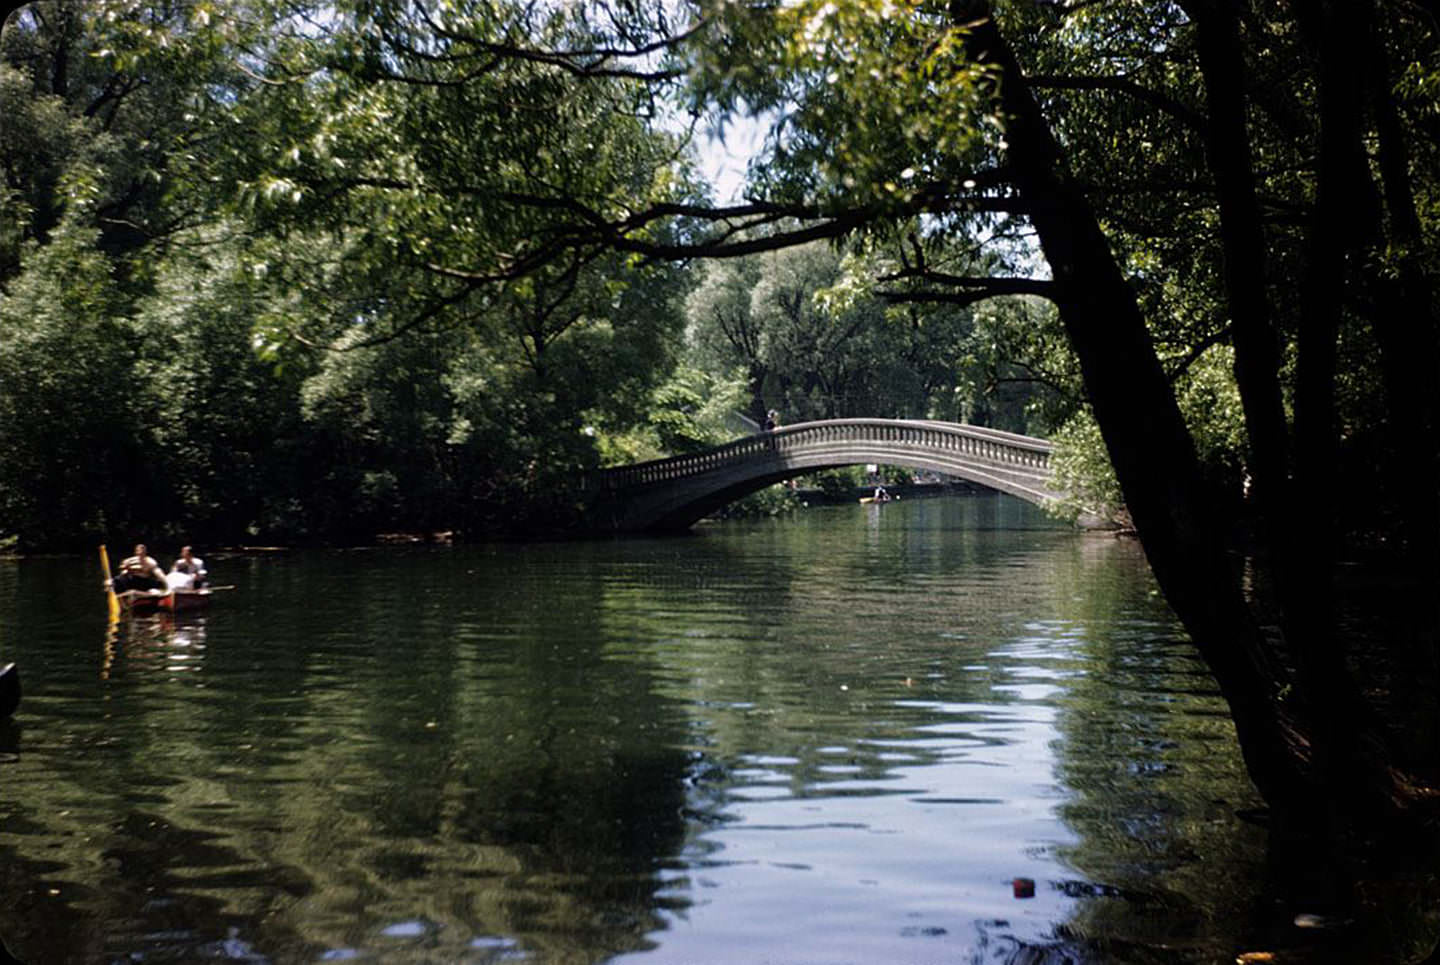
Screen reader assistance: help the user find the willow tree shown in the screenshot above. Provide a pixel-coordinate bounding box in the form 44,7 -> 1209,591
0,0 -> 703,545
686,241 -> 1049,427
0,0 -> 288,547
206,0 -> 703,533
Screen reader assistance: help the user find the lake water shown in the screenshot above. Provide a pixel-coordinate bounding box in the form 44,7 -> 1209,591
0,495 -> 1282,963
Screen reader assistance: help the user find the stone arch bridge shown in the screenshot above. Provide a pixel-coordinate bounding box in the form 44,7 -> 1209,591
583,418 -> 1062,532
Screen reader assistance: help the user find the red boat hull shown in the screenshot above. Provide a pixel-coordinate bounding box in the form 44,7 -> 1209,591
118,588 -> 212,614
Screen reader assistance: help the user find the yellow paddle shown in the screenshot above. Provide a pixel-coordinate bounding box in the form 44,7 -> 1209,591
99,544 -> 121,623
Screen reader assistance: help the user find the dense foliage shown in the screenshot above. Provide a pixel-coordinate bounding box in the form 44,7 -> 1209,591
684,240 -> 1056,429
0,0 -> 703,545
0,1 -> 1061,548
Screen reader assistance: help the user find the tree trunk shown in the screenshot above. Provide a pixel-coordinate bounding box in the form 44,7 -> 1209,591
1183,0 -> 1292,524
1364,8 -> 1440,562
1354,2 -> 1440,766
1186,0 -> 1419,827
956,2 -> 1314,816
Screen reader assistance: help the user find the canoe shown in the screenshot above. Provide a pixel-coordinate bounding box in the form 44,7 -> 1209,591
118,587 -> 215,615
859,496 -> 894,504
0,663 -> 18,719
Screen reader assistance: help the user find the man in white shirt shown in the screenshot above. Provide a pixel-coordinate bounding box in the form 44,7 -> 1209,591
170,545 -> 208,589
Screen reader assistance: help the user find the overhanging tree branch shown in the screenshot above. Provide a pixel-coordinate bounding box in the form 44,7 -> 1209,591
1029,73 -> 1207,133
876,270 -> 1060,307
1161,322 -> 1233,382
368,6 -> 703,83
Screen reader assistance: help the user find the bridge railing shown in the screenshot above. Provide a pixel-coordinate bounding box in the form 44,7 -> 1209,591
585,419 -> 1054,490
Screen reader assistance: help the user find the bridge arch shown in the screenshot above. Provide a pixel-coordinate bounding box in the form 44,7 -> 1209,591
583,418 -> 1062,532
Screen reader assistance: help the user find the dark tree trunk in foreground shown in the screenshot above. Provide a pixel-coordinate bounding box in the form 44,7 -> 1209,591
1190,0 -> 1399,832
1182,0 -> 1290,524
959,1 -> 1439,835
958,4 -> 1312,817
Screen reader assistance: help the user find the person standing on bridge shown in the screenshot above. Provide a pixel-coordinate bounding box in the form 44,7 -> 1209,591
764,409 -> 780,432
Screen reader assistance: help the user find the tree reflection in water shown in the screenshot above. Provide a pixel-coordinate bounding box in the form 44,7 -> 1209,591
0,505 -> 1437,963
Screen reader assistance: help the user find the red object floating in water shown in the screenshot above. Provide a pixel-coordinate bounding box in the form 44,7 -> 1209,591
1012,878 -> 1035,899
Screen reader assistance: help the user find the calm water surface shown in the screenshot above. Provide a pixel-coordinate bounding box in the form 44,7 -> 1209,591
0,495 -> 1276,963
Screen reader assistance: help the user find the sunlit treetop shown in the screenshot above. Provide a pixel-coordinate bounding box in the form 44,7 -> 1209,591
685,0 -> 999,212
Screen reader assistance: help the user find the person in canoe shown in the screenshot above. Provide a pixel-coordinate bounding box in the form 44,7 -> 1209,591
110,543 -> 167,593
169,545 -> 208,589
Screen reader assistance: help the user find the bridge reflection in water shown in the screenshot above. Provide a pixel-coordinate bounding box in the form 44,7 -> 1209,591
584,418 -> 1059,532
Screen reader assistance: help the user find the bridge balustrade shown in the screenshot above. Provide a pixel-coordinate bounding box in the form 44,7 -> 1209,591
581,419 -> 1067,531
586,419 -> 1054,491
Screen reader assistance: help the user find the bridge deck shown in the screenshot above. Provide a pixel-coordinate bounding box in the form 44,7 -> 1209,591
585,419 -> 1062,532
